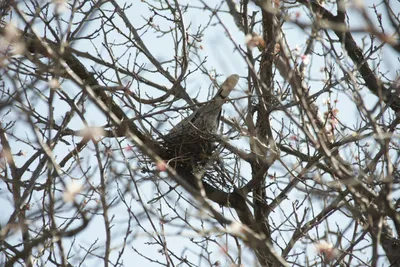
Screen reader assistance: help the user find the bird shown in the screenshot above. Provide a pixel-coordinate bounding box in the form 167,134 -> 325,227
163,74 -> 239,168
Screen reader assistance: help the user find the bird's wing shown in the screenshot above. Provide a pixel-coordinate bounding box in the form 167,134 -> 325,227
167,74 -> 239,135
168,109 -> 198,134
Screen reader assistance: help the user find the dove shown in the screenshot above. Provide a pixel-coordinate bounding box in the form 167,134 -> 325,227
163,74 -> 239,166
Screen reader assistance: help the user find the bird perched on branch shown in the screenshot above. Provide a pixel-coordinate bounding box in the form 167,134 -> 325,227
163,74 -> 239,168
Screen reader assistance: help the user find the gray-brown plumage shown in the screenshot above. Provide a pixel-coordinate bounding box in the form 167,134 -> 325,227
163,74 -> 239,167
